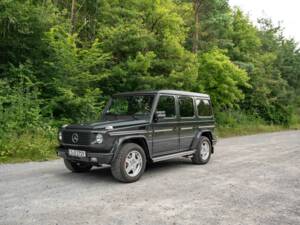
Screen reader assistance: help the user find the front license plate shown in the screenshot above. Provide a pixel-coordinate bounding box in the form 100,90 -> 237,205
68,149 -> 86,158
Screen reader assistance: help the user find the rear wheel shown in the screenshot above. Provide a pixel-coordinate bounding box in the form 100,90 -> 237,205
192,136 -> 212,164
64,159 -> 92,173
111,143 -> 146,183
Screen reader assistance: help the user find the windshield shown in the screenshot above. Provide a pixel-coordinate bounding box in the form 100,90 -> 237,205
104,94 -> 155,120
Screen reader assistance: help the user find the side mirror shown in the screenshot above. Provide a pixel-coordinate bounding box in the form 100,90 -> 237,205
154,111 -> 166,122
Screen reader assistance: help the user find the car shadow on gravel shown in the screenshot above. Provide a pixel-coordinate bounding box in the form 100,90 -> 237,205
56,166 -> 115,184
146,158 -> 192,171
56,158 -> 194,183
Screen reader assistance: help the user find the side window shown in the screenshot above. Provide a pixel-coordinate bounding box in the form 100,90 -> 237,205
196,99 -> 212,117
179,97 -> 194,117
156,95 -> 176,118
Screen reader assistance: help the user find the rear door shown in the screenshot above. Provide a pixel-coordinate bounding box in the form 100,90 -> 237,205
178,96 -> 196,151
152,95 -> 179,156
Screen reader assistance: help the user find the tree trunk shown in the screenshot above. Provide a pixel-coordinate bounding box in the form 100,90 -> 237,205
192,0 -> 201,53
71,0 -> 77,33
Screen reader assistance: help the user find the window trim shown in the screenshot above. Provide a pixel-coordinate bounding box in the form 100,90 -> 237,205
178,96 -> 196,119
195,98 -> 213,118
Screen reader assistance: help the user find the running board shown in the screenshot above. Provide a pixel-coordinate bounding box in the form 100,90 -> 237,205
152,150 -> 196,163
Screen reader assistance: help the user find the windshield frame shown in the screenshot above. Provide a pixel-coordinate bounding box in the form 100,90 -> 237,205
101,93 -> 157,121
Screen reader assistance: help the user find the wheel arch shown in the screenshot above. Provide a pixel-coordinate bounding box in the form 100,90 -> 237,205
192,130 -> 215,153
113,135 -> 151,161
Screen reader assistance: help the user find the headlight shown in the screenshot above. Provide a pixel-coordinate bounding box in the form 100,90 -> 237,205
58,131 -> 62,141
95,133 -> 103,144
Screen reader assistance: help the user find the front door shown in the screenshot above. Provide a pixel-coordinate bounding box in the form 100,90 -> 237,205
152,95 -> 179,156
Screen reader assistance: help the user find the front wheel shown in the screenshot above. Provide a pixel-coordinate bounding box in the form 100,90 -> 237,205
192,136 -> 212,164
111,143 -> 146,183
64,159 -> 92,173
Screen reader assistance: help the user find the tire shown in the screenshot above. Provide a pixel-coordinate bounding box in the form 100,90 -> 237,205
192,136 -> 212,165
64,159 -> 92,173
111,143 -> 146,183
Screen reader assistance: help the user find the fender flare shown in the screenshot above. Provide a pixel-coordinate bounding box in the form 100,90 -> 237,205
191,129 -> 215,153
111,135 -> 151,161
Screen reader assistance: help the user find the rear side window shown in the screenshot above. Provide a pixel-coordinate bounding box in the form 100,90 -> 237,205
156,95 -> 176,118
179,97 -> 194,117
196,99 -> 212,117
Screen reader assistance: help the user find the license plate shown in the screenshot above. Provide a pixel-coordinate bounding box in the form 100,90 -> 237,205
68,149 -> 86,158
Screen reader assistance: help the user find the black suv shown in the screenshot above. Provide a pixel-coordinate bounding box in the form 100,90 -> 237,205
57,90 -> 217,182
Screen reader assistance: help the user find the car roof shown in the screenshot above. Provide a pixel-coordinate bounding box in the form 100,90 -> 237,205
114,90 -> 210,98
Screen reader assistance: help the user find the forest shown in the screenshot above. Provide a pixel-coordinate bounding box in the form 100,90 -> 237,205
0,0 -> 300,162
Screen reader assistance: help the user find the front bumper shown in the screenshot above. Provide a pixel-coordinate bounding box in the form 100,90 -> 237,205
57,147 -> 114,165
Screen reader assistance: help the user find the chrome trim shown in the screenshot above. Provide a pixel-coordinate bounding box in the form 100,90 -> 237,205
61,143 -> 90,147
181,127 -> 193,130
152,150 -> 196,162
62,129 -> 106,134
198,125 -> 215,129
154,129 -> 173,133
109,130 -> 148,136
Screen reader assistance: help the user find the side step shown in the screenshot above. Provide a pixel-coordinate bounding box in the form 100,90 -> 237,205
152,150 -> 196,163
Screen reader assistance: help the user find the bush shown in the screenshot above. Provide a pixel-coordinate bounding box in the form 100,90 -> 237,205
215,110 -> 299,138
0,127 -> 57,163
215,110 -> 264,128
0,71 -> 58,162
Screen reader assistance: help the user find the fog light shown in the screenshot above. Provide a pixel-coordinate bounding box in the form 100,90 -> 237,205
91,157 -> 98,162
95,133 -> 103,144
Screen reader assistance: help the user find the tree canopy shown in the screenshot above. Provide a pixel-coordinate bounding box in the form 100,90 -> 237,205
1,0 -> 299,127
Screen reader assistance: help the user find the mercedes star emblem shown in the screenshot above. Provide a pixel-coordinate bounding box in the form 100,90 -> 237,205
72,133 -> 79,143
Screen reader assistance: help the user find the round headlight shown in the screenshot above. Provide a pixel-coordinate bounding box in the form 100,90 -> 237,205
95,133 -> 103,144
58,131 -> 62,141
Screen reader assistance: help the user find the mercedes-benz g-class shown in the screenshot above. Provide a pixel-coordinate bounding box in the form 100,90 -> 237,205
57,90 -> 217,182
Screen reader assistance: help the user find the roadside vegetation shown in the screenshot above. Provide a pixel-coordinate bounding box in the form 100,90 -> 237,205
0,0 -> 299,163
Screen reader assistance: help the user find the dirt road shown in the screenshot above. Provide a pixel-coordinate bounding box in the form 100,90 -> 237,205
1,130 -> 300,225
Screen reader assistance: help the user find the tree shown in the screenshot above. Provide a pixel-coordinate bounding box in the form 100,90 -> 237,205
197,49 -> 250,109
96,0 -> 198,94
71,0 -> 77,33
41,26 -> 110,121
192,0 -> 201,53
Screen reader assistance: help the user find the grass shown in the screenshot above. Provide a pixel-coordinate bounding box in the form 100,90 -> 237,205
0,129 -> 58,164
216,123 -> 300,138
215,110 -> 300,138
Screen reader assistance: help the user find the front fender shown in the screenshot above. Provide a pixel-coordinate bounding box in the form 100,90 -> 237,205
111,135 -> 150,161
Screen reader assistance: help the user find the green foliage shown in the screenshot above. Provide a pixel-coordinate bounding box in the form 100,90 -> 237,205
0,0 -> 59,73
0,128 -> 57,163
0,0 -> 299,162
0,67 -> 41,132
42,26 -> 110,122
229,9 -> 261,62
0,69 -> 57,162
198,49 -> 250,109
96,0 -> 199,93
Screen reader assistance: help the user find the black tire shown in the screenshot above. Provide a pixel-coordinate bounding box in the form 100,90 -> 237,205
111,143 -> 146,183
64,159 -> 92,173
192,136 -> 212,165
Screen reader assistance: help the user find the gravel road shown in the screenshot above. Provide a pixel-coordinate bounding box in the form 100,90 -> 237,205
1,130 -> 300,225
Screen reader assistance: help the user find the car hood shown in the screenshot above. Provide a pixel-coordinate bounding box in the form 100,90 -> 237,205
65,119 -> 149,130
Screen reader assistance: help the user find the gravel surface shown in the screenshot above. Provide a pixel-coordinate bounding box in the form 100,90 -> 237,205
1,130 -> 300,225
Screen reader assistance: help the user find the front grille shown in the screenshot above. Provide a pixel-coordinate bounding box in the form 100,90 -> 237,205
62,130 -> 92,145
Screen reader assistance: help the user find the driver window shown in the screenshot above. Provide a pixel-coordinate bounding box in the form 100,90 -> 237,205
156,96 -> 176,118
